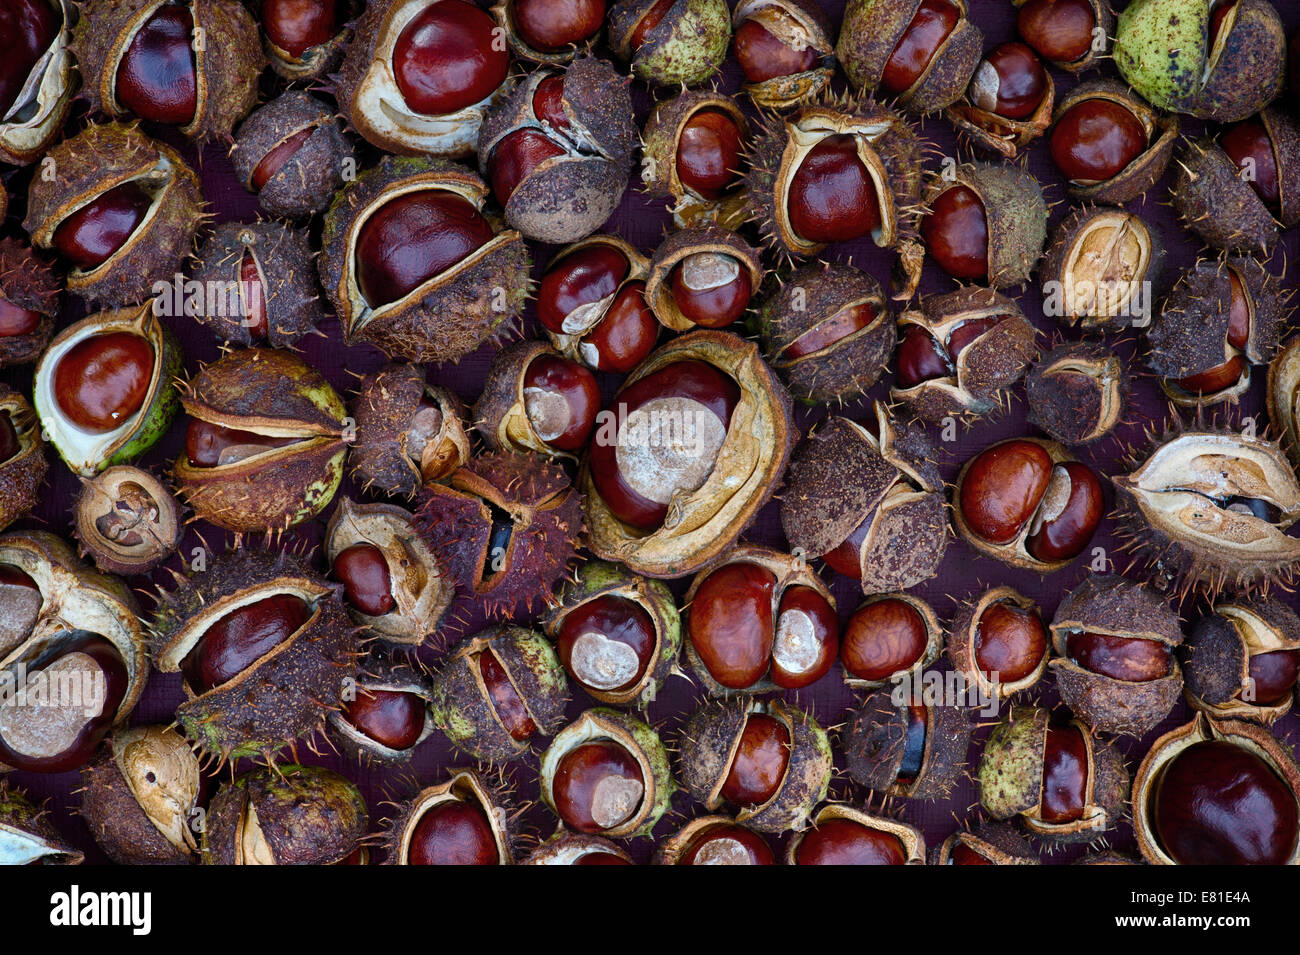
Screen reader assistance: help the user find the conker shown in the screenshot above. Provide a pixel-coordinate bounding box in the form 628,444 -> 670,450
180,594 -> 312,693
51,331 -> 154,435
1220,118 -> 1280,211
680,823 -> 775,865
669,252 -> 752,328
1024,461 -> 1104,562
557,594 -> 656,694
407,800 -> 498,866
581,283 -> 658,373
185,420 -> 295,468
523,354 -> 600,453
331,543 -> 395,617
342,687 -> 425,751
392,0 -> 510,115
1040,724 -> 1087,824
515,0 -> 605,52
537,245 -> 630,334
969,41 -> 1047,120
787,134 -> 881,244
0,294 -> 43,339
687,561 -> 776,690
841,597 -> 928,683
975,601 -> 1047,684
720,713 -> 790,807
1065,631 -> 1171,683
627,0 -> 673,50
263,0 -> 340,57
771,585 -> 838,689
921,185 -> 988,280
1016,0 -> 1096,64
489,128 -> 568,207
1050,99 -> 1147,183
794,818 -> 907,865
0,0 -> 59,118
1249,650 -> 1300,706
51,183 -> 153,272
114,3 -> 198,126
551,739 -> 645,834
250,126 -> 317,191
734,18 -> 816,84
881,0 -> 959,96
479,648 -> 538,741
676,108 -> 744,201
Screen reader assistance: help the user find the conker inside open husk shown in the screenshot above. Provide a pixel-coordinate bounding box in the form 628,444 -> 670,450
524,831 -> 635,865
0,0 -> 76,166
641,89 -> 749,229
787,804 -> 926,865
643,225 -> 763,332
257,0 -> 359,80
0,238 -> 59,369
474,340 -> 601,458
843,684 -> 971,799
383,767 -> 514,865
0,782 -> 83,864
732,0 -> 837,108
1013,0 -> 1112,72
653,815 -> 775,865
608,0 -> 731,87
327,648 -> 434,763
946,40 -> 1055,159
0,385 -> 47,533
1181,597 -> 1300,724
947,586 -> 1048,699
932,820 -> 1039,865
490,0 -> 606,64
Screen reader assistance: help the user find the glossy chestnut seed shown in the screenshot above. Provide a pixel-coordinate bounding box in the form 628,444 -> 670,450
721,713 -> 790,807
115,4 -> 198,125
1154,740 -> 1299,866
181,593 -> 313,693
263,0 -> 339,57
557,594 -> 656,694
1016,0 -> 1096,64
51,182 -> 153,271
771,586 -> 839,689
531,75 -> 571,132
407,800 -> 498,865
949,842 -> 994,865
628,0 -> 673,49
574,851 -> 634,865
823,515 -> 871,579
895,326 -> 952,388
689,562 -> 776,689
239,252 -> 268,340
958,440 -> 1053,545
0,635 -> 128,774
785,302 -> 877,360
523,354 -> 601,452
0,293 -> 43,338
1065,631 -> 1170,682
0,0 -> 59,117
582,282 -> 659,373
681,824 -> 775,865
734,18 -> 817,84
1220,119 -> 1279,210
52,332 -> 154,435
537,246 -> 630,334
251,127 -> 317,191
974,601 -> 1047,683
1040,724 -> 1087,824
515,0 -> 605,52
676,109 -> 744,200
0,413 -> 18,464
552,739 -> 645,833
1050,100 -> 1147,183
945,317 -> 1000,359
841,598 -> 928,682
342,687 -> 425,750
1024,461 -> 1104,562
1175,355 -> 1246,395
969,42 -> 1048,120
392,0 -> 510,115
1249,650 -> 1300,705
670,253 -> 752,328
588,359 -> 740,529
354,191 -> 495,308
881,0 -> 959,95
787,134 -> 881,244
922,185 -> 989,280
490,129 -> 567,206
331,543 -> 395,617
478,648 -> 537,741
795,819 -> 907,865
185,420 -> 296,468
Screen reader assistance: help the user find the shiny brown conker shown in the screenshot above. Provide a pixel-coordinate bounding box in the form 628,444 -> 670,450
581,282 -> 658,373
51,183 -> 152,272
841,597 -> 928,682
1040,724 -> 1087,824
557,594 -> 656,694
0,294 -> 42,338
489,129 -> 567,206
354,191 -> 496,308
531,75 -> 570,131
949,842 -> 994,865
0,0 -> 58,118
552,739 -> 645,833
342,687 -> 425,750
771,585 -> 839,689
795,818 -> 907,865
515,0 -> 605,52
676,108 -> 744,200
970,42 -> 1047,120
180,593 -> 312,693
114,3 -> 199,125
574,851 -> 634,865
720,713 -> 790,807
1024,461 -> 1104,562
331,543 -> 395,617
974,601 -> 1047,683
52,332 -> 154,435
1220,118 -> 1279,210
479,648 -> 538,741
688,562 -> 776,689
251,126 -> 316,191
881,0 -> 959,95
680,824 -> 775,864
628,0 -> 673,49
787,134 -> 881,244
669,253 -> 753,328
1065,631 -> 1171,682
958,439 -> 1052,544
537,245 -> 630,334
1016,0 -> 1096,64
263,0 -> 340,57
184,420 -> 296,468
733,18 -> 816,84
407,800 -> 498,865
1249,650 -> 1300,705
392,0 -> 510,115
239,252 -> 268,340
785,302 -> 877,360
522,354 -> 601,452
1050,99 -> 1147,182
921,185 -> 988,280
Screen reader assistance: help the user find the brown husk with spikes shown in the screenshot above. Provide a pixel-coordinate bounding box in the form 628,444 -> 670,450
842,685 -> 971,799
0,239 -> 59,367
1026,342 -> 1129,445
930,820 -> 1039,865
149,548 -> 358,764
0,386 -> 47,532
382,767 -> 515,864
643,226 -> 763,332
927,162 -> 1047,289
1052,80 -> 1178,203
640,89 -> 749,229
1180,596 -> 1300,724
785,803 -> 926,864
0,782 -> 82,864
73,465 -> 182,575
1172,139 -> 1277,255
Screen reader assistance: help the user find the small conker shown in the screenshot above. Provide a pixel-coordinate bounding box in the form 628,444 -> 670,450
841,596 -> 931,683
331,543 -> 395,617
262,0 -> 340,57
968,41 -> 1048,120
1016,0 -> 1098,65
557,594 -> 657,696
975,600 -> 1048,684
536,244 -> 631,335
0,0 -> 59,119
688,561 -> 776,690
679,822 -> 775,865
1050,99 -> 1148,183
342,687 -> 425,751
522,354 -> 601,452
669,252 -> 752,328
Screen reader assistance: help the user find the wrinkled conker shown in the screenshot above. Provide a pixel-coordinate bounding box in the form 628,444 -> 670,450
795,819 -> 907,865
180,594 -> 312,693
734,18 -> 816,84
114,3 -> 199,126
515,0 -> 605,52
523,354 -> 601,453
342,687 -> 425,751
881,0 -> 959,95
51,183 -> 153,272
331,543 -> 395,617
1017,0 -> 1096,64
1050,99 -> 1147,182
922,185 -> 988,280
537,245 -> 630,334
407,800 -> 498,865
557,594 -> 656,694
676,109 -> 744,200
263,0 -> 340,57
841,597 -> 928,682
52,332 -> 154,435
688,562 -> 776,689
787,134 -> 881,244
552,739 -> 645,833
392,0 -> 510,115
975,601 -> 1047,683
721,713 -> 790,807
670,253 -> 752,328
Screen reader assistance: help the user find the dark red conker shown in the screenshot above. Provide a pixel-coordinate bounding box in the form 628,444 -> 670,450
1049,99 -> 1147,183
688,561 -> 776,690
114,3 -> 198,125
478,648 -> 537,741
522,354 -> 601,452
185,420 -> 296,468
1016,0 -> 1096,64
0,0 -> 59,118
922,185 -> 988,280
392,0 -> 510,115
51,182 -> 153,272
180,593 -> 313,693
787,134 -> 881,244
552,739 -> 645,833
262,0 -> 340,57
52,331 -> 154,435
408,800 -> 499,865
795,819 -> 907,865
331,543 -> 395,617
721,713 -> 790,808
557,594 -> 656,694
880,0 -> 959,95
676,109 -> 743,201
733,18 -> 816,84
343,687 -> 425,750
514,0 -> 605,52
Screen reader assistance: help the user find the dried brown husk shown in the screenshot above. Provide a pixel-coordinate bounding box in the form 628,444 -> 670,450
641,89 -> 750,229
947,586 -> 1048,699
1026,342 -> 1128,445
1181,596 -> 1300,724
0,0 -> 76,165
319,156 -> 530,364
383,768 -> 515,865
326,649 -> 435,763
842,685 -> 971,799
946,65 -> 1054,159
643,226 -> 764,332
786,803 -> 926,864
0,238 -> 59,368
1268,337 -> 1300,471
1052,80 -> 1178,203
781,404 -> 947,594
581,330 -> 795,579
930,821 -> 1038,865
732,0 -> 836,108
1172,138 -> 1277,255
73,466 -> 182,576
0,386 -> 47,532
890,286 -> 1038,422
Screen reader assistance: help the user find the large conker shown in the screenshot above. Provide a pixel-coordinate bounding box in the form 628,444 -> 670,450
180,594 -> 312,694
1050,99 -> 1148,183
51,331 -> 154,435
841,595 -> 934,684
1017,0 -> 1099,65
921,184 -> 987,280
114,4 -> 199,126
51,183 -> 153,273
675,108 -> 744,201
552,739 -> 646,834
787,133 -> 881,244
392,0 -> 510,116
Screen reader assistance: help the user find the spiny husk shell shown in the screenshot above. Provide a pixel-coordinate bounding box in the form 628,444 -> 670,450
187,221 -> 323,348
1115,0 -> 1284,122
947,586 -> 1048,699
732,0 -> 836,108
640,88 -> 749,229
24,123 -> 204,307
608,0 -> 731,87
79,725 -> 200,865
1131,713 -> 1300,865
930,820 -> 1039,865
1049,575 -> 1186,737
319,155 -> 530,363
255,0 -> 358,80
836,0 -> 982,113
1040,204 -> 1165,331
429,624 -> 569,761
929,162 -> 1047,289
474,339 -> 578,457
890,286 -> 1038,422
149,548 -> 358,763
644,225 -> 764,332
1258,106 -> 1300,228
785,803 -> 926,864
1051,80 -> 1178,203
416,451 -> 584,618
677,696 -> 831,833
581,330 -> 795,579
539,708 -> 676,839
780,405 -> 947,594
946,63 -> 1054,160
232,92 -> 357,219
72,0 -> 264,142
1172,138 -> 1277,254
681,544 -> 836,695
1181,596 -> 1300,724
72,465 -> 182,576
324,496 -> 452,646
478,58 -> 636,244
202,764 -> 367,865
173,348 -> 347,534
842,685 -> 972,799
0,782 -> 82,864
522,831 -> 634,864
0,239 -> 58,367
0,0 -> 76,165
0,386 -> 47,532
977,705 -> 1129,844
382,768 -> 515,864
543,560 -> 682,708
1112,424 -> 1300,598
756,261 -> 895,404
326,648 -> 435,763
348,363 -> 471,498
1026,342 -> 1129,445
653,814 -> 774,864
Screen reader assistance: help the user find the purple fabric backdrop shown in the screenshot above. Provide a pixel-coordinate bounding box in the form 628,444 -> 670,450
2,0 -> 1299,864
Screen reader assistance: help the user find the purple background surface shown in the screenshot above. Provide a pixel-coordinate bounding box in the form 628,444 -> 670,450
3,0 -> 1300,864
